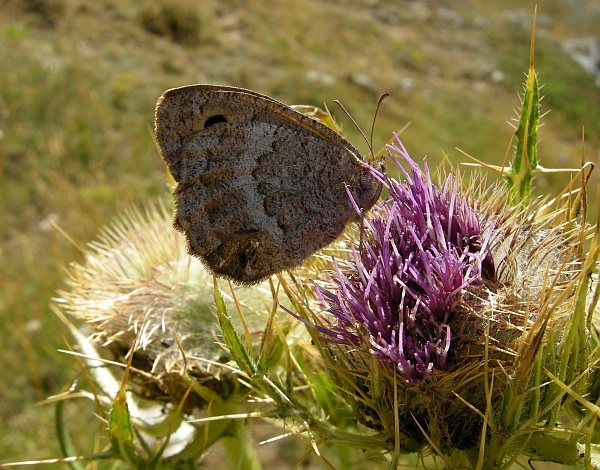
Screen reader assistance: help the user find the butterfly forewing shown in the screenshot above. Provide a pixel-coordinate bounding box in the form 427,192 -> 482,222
155,85 -> 381,284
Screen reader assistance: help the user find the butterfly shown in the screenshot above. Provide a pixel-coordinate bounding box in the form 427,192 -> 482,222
155,85 -> 382,284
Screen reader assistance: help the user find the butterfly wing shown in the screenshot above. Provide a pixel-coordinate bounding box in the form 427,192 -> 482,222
155,85 -> 381,284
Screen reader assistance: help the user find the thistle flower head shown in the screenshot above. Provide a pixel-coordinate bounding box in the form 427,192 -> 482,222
286,133 -> 591,455
315,135 -> 495,384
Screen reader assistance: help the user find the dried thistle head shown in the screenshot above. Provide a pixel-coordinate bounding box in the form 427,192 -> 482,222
53,200 -> 316,469
55,201 -> 271,412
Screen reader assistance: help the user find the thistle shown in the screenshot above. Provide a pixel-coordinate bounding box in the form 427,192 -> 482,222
53,202 -> 273,468
278,20 -> 600,465
285,132 -> 598,466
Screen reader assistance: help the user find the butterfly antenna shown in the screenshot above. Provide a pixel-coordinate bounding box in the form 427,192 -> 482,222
335,95 -> 389,259
370,93 -> 389,161
334,100 -> 373,157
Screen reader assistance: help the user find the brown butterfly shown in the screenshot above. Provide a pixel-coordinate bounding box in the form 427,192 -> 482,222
155,85 -> 382,284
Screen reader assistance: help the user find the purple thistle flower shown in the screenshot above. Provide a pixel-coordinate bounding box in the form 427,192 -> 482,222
316,134 -> 495,384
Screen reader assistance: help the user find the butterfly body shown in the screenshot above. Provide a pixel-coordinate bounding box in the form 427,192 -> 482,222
155,85 -> 381,284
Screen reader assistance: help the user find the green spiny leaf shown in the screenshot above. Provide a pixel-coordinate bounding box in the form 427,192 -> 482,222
508,17 -> 541,206
108,386 -> 140,468
213,279 -> 256,375
509,71 -> 538,204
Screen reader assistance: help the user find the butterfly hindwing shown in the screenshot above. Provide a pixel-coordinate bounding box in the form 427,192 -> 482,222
155,85 -> 382,284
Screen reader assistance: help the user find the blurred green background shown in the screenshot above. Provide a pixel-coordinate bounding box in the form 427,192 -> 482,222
1,0 -> 599,467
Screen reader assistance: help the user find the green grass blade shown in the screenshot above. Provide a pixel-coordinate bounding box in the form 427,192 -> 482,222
54,399 -> 87,470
